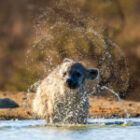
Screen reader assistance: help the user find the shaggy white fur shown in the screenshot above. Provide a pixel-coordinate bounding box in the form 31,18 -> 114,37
33,58 -> 98,124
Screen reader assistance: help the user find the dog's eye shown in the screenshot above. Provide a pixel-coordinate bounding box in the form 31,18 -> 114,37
75,72 -> 81,77
63,72 -> 67,77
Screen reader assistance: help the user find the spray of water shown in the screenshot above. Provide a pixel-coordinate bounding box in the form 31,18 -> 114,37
97,85 -> 130,118
25,4 -> 130,120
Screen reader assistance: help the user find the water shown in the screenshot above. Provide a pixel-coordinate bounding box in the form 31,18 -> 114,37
0,119 -> 140,140
26,6 -> 130,98
98,85 -> 130,118
22,6 -> 136,140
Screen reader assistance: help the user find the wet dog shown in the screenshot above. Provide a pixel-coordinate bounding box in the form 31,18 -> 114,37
33,58 -> 98,124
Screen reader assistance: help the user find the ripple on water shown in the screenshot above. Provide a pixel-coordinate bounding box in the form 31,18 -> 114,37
0,118 -> 140,140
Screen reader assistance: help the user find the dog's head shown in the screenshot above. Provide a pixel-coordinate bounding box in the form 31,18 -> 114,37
59,58 -> 98,89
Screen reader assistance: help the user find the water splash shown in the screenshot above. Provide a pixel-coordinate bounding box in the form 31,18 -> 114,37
27,80 -> 42,93
96,85 -> 130,118
29,7 -> 129,96
25,5 -> 130,120
23,80 -> 42,108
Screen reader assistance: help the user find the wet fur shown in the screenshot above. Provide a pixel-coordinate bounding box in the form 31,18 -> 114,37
33,59 -> 98,124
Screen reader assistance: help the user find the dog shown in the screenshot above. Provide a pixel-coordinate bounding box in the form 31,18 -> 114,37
33,58 -> 98,124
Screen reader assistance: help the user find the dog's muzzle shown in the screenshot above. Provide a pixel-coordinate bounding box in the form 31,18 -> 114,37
66,79 -> 79,89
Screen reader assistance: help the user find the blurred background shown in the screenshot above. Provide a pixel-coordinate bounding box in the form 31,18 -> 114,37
0,0 -> 139,100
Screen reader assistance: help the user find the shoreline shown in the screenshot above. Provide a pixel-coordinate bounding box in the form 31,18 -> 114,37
0,91 -> 140,120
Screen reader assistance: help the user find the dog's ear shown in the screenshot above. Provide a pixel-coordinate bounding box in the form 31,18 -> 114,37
63,58 -> 73,63
86,69 -> 98,80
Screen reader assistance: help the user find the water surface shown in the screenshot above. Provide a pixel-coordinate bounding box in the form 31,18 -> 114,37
0,118 -> 140,140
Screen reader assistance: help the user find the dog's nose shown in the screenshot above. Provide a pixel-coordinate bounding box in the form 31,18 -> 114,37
66,79 -> 78,89
66,79 -> 73,85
